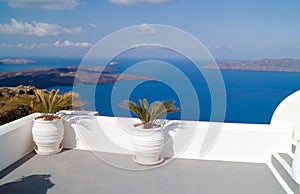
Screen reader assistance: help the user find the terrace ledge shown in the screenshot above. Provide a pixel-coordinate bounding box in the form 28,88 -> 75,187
2,89 -> 300,171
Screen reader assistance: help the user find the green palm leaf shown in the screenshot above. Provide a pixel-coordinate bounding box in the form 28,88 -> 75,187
33,89 -> 84,115
120,98 -> 179,129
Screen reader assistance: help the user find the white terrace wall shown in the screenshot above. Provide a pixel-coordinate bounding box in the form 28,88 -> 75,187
62,115 -> 292,163
271,90 -> 300,141
1,89 -> 299,171
0,113 -> 37,172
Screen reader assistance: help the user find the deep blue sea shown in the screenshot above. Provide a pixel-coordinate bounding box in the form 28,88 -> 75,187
1,57 -> 300,124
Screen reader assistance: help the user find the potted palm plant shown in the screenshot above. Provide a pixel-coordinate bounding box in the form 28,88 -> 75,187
31,89 -> 83,155
119,98 -> 179,165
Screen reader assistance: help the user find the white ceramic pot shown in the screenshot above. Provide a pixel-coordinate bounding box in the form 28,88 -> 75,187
292,140 -> 300,184
32,116 -> 64,155
131,126 -> 165,165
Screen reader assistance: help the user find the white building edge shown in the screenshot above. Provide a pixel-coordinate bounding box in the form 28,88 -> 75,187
1,90 -> 300,193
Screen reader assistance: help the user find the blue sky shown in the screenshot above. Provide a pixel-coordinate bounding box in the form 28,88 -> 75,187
0,0 -> 300,59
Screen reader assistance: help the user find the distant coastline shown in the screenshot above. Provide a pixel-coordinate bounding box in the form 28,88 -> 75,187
202,58 -> 300,72
1,57 -> 300,89
0,66 -> 155,88
1,57 -> 300,72
0,58 -> 35,65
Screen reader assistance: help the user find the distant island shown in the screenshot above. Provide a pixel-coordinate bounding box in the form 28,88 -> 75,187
0,66 -> 155,88
1,58 -> 300,89
202,58 -> 300,72
0,58 -> 35,65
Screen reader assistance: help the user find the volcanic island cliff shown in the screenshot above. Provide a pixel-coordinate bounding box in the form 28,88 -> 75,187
202,58 -> 300,72
2,58 -> 300,89
0,66 -> 155,88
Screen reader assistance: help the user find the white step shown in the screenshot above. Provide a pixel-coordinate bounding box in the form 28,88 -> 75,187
270,152 -> 300,194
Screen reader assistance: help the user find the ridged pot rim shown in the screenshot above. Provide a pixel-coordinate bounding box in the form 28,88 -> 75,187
133,126 -> 163,132
33,115 -> 62,123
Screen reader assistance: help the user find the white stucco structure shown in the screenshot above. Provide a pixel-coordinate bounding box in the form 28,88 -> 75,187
60,115 -> 292,163
271,90 -> 300,141
0,113 -> 37,171
0,90 -> 298,173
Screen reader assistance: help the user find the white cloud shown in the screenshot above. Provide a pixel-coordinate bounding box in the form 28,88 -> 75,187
255,44 -> 267,49
88,24 -> 97,28
53,41 -> 60,47
0,18 -> 84,37
29,43 -> 37,49
37,42 -> 49,48
24,43 -> 49,49
190,43 -> 201,49
131,43 -> 164,48
17,43 -> 24,48
136,23 -> 157,34
206,45 -> 221,50
53,40 -> 93,48
0,43 -> 14,48
228,45 -> 234,49
6,0 -> 79,10
109,0 -> 174,5
0,41 -> 92,49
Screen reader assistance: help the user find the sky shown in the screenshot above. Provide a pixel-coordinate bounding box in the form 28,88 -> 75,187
0,0 -> 300,60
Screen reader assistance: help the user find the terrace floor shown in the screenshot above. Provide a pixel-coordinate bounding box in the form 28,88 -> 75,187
0,149 -> 287,194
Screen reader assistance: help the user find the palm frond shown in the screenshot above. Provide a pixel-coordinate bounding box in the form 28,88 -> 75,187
49,89 -> 59,113
35,89 -> 49,113
119,98 -> 179,129
33,89 -> 84,114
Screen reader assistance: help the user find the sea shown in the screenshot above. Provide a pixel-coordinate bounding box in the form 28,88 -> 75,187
1,57 -> 300,124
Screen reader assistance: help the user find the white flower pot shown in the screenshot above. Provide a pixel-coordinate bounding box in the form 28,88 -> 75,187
32,116 -> 64,155
292,140 -> 300,184
131,127 -> 165,165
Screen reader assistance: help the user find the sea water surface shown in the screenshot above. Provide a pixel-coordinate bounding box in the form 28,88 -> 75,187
2,57 -> 300,124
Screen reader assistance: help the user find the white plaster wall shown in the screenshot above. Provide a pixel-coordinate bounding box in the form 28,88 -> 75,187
179,122 -> 292,163
62,115 -> 135,154
271,90 -> 300,141
0,113 -> 37,172
0,100 -> 294,171
62,115 -> 292,163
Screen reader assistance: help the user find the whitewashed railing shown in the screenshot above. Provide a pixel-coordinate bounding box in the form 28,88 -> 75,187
0,113 -> 38,171
1,90 -> 300,172
60,115 -> 292,163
